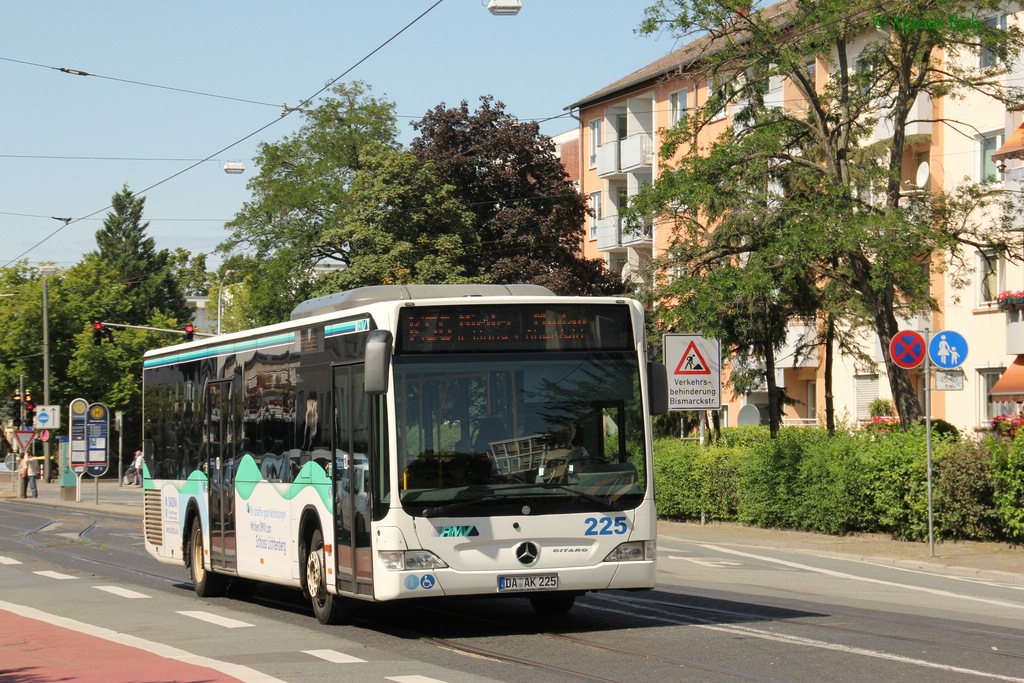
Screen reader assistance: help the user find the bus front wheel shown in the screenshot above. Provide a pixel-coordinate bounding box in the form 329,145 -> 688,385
189,521 -> 227,598
306,527 -> 349,625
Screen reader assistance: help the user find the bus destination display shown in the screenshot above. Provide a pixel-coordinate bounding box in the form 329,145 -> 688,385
397,304 -> 633,353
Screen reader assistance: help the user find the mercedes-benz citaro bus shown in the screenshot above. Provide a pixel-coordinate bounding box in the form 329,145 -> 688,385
141,284 -> 668,624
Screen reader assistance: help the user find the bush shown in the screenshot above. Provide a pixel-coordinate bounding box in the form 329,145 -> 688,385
934,439 -> 999,541
992,433 -> 1024,543
652,425 -> 1010,543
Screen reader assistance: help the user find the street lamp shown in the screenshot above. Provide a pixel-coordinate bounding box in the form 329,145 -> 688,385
217,270 -> 236,335
40,263 -> 57,484
487,0 -> 522,15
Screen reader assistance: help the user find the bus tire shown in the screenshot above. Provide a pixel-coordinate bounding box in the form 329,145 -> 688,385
306,527 -> 349,625
529,592 -> 576,615
189,521 -> 227,598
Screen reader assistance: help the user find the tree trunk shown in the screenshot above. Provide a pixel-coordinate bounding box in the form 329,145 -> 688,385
824,313 -> 836,436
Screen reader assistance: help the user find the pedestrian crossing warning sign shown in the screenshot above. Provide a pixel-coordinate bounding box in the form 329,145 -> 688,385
673,341 -> 711,375
663,334 -> 721,411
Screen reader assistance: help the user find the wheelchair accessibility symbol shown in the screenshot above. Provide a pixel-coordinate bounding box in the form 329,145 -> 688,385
404,574 -> 437,590
420,575 -> 436,589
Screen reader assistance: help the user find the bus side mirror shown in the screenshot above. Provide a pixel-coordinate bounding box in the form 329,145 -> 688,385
647,361 -> 668,415
365,330 -> 393,395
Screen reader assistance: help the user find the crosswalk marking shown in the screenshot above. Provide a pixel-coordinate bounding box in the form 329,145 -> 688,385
303,649 -> 366,663
94,585 -> 151,599
387,677 -> 450,683
177,610 -> 254,629
34,570 -> 77,580
0,556 -> 22,565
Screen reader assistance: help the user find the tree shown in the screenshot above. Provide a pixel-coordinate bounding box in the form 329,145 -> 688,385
411,96 -> 623,295
219,81 -> 401,325
92,185 -> 191,325
637,0 -> 1024,427
167,248 -> 210,297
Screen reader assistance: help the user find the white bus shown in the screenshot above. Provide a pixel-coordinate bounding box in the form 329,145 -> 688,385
141,284 -> 667,623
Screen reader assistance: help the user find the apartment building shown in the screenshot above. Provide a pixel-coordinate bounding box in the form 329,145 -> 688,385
565,2 -> 1024,435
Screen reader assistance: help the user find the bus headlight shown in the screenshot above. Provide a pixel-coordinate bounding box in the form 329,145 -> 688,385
379,550 -> 448,571
603,540 -> 656,562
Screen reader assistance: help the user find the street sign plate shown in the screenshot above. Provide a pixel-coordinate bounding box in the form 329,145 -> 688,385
664,334 -> 721,410
929,330 -> 968,369
935,370 -> 964,391
889,330 -> 926,369
12,430 -> 36,452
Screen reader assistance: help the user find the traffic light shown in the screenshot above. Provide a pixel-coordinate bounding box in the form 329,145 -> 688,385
11,392 -> 21,428
24,397 -> 34,428
184,323 -> 195,342
92,322 -> 114,345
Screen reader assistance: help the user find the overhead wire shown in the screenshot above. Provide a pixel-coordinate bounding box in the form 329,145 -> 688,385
1,0 -> 448,269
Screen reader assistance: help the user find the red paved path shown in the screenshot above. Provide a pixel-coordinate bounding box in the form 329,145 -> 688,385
0,608 -> 245,683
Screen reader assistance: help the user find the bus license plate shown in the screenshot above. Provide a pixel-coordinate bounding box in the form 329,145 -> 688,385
498,574 -> 558,592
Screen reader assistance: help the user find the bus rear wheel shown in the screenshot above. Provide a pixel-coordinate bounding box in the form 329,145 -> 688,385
306,527 -> 350,625
189,521 -> 227,598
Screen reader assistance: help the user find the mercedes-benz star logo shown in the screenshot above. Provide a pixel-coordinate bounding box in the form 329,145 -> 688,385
515,542 -> 539,566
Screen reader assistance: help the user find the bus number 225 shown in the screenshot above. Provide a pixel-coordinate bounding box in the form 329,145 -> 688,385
584,516 -> 628,536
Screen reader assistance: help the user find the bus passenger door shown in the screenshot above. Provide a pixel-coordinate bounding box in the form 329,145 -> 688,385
333,364 -> 373,596
206,380 -> 237,571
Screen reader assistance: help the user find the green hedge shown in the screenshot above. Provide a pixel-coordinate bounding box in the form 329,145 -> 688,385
653,426 -> 1024,544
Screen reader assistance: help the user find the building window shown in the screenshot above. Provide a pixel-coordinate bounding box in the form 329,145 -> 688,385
977,249 -> 1003,305
980,131 -> 1004,182
980,15 -> 1007,69
589,191 -> 602,238
669,88 -> 688,126
616,114 -> 628,141
854,374 -> 879,421
588,119 -> 601,168
806,381 -> 817,423
708,75 -> 729,121
980,368 -> 1015,423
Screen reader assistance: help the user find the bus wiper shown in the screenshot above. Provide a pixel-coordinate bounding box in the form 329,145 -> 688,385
541,484 -> 622,511
423,496 -> 503,518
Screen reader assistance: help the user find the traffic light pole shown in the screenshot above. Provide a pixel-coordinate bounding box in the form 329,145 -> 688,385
95,322 -> 212,338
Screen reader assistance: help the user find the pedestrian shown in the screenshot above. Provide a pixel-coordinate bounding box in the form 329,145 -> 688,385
133,449 -> 144,486
25,453 -> 40,498
17,452 -> 29,498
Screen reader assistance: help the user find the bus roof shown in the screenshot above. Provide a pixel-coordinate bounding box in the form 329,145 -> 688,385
289,284 -> 554,320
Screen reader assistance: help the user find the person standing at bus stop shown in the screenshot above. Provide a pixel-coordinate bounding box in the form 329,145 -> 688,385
133,449 -> 144,486
18,452 -> 38,498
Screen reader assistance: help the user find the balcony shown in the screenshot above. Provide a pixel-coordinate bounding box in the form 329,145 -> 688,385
596,134 -> 653,178
595,216 -> 652,252
1006,307 -> 1024,355
620,218 -> 653,247
594,216 -> 623,251
870,93 -> 932,143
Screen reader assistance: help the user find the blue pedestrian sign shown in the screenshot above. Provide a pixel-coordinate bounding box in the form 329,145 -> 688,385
929,330 -> 968,369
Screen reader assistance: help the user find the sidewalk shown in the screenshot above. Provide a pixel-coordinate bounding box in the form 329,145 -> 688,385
0,473 -> 143,515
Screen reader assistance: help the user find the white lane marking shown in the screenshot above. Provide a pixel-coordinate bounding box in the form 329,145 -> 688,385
590,596 -> 1024,683
303,649 -> 366,663
669,556 -> 743,567
94,585 -> 151,599
177,610 -> 254,629
34,570 -> 76,580
0,600 -> 286,683
387,677 -> 450,683
696,543 -> 1024,611
0,556 -> 22,565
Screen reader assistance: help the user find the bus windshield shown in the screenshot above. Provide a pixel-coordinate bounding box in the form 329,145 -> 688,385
394,351 -> 646,516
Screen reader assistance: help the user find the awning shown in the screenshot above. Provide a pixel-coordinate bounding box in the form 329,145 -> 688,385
993,123 -> 1024,163
990,355 -> 1024,402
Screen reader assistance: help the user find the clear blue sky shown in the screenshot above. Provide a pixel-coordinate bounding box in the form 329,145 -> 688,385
0,1 -> 675,271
